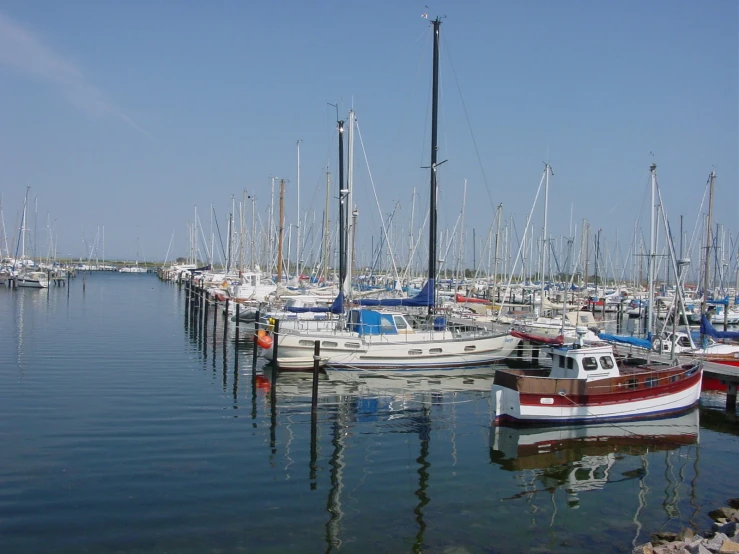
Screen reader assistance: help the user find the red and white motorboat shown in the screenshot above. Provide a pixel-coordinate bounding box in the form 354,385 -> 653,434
492,329 -> 702,425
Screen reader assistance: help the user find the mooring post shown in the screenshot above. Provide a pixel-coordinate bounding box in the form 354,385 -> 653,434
235,303 -> 240,330
213,296 -> 218,335
271,319 -> 280,383
311,340 -> 320,412
223,299 -> 229,341
727,382 -> 737,414
202,289 -> 208,343
251,310 -> 260,373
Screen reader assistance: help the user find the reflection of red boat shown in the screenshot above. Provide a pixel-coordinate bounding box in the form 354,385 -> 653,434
455,293 -> 488,304
510,329 -> 564,346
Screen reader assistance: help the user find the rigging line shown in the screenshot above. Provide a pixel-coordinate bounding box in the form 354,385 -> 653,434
495,171 -> 546,320
442,38 -> 496,211
355,121 -> 402,286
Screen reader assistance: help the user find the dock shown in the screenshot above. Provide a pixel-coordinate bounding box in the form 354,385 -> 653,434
680,357 -> 739,414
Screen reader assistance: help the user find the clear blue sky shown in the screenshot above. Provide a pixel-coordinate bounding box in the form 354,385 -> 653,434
0,0 -> 736,269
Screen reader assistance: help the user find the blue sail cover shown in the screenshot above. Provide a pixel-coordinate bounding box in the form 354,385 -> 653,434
707,296 -> 730,306
598,333 -> 653,350
356,279 -> 435,307
700,314 -> 739,340
286,291 -> 344,314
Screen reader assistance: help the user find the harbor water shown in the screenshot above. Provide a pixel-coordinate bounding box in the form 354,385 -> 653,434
1,272 -> 737,553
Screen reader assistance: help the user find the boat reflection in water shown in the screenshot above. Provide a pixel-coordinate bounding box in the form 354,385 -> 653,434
489,410 -> 700,547
490,410 -> 699,472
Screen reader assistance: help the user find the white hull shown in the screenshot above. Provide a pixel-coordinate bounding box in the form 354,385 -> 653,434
492,378 -> 701,424
265,330 -> 519,372
16,272 -> 49,289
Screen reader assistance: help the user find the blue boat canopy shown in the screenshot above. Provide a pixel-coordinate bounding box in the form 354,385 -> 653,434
347,309 -> 399,336
700,314 -> 739,340
356,279 -> 434,307
598,333 -> 653,350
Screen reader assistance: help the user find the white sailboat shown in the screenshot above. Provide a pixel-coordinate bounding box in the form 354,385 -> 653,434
262,19 -> 519,372
13,187 -> 48,288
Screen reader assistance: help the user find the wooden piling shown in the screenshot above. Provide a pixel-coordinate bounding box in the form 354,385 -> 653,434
271,319 -> 280,383
311,341 -> 320,412
727,383 -> 737,414
251,310 -> 260,376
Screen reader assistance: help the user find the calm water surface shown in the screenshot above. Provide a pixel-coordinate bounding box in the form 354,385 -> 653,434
1,272 -> 737,553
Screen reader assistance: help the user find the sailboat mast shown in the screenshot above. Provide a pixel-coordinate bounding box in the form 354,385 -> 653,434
296,140 -> 301,281
647,163 -> 657,338
701,171 -> 715,319
346,110 -> 355,294
323,170 -> 330,282
277,179 -> 285,284
540,164 -> 551,316
338,120 -> 346,289
427,17 -> 441,313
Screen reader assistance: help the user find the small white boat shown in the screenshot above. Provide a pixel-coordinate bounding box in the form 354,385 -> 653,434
491,328 -> 702,425
16,271 -> 49,289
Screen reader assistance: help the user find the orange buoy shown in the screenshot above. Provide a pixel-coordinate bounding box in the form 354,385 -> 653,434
257,329 -> 266,338
255,374 -> 271,391
257,334 -> 273,349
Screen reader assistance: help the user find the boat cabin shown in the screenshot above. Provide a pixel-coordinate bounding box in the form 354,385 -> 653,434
548,343 -> 620,382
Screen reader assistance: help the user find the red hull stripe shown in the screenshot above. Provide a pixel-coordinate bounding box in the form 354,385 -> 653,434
518,370 -> 701,407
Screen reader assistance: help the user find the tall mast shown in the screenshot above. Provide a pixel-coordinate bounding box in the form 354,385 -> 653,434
338,119 -> 346,290
701,171 -> 715,319
647,163 -> 657,339
427,17 -> 442,313
276,179 -> 285,283
540,164 -> 551,316
323,170 -> 331,282
493,203 -> 502,284
20,186 -> 29,261
296,140 -> 302,280
345,110 -> 355,295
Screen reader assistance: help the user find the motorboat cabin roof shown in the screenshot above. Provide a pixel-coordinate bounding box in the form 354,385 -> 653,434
548,343 -> 620,382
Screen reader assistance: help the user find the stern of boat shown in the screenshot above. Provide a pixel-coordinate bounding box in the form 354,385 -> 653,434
492,384 -> 520,424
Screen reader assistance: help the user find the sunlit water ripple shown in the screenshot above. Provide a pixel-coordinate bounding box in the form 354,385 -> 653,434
0,272 -> 737,553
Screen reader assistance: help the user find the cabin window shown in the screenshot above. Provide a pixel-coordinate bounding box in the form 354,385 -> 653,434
344,342 -> 361,349
670,375 -> 680,383
645,377 -> 659,388
464,345 -> 476,352
567,357 -> 574,370
380,318 -> 395,332
599,356 -> 614,369
624,378 -> 638,389
678,337 -> 691,348
393,316 -> 408,330
299,340 -> 315,347
408,349 -> 422,356
429,348 -> 442,354
558,355 -> 565,368
582,357 -> 598,370
322,341 -> 338,348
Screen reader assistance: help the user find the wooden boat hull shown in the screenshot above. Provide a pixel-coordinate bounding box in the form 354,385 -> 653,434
492,364 -> 702,424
